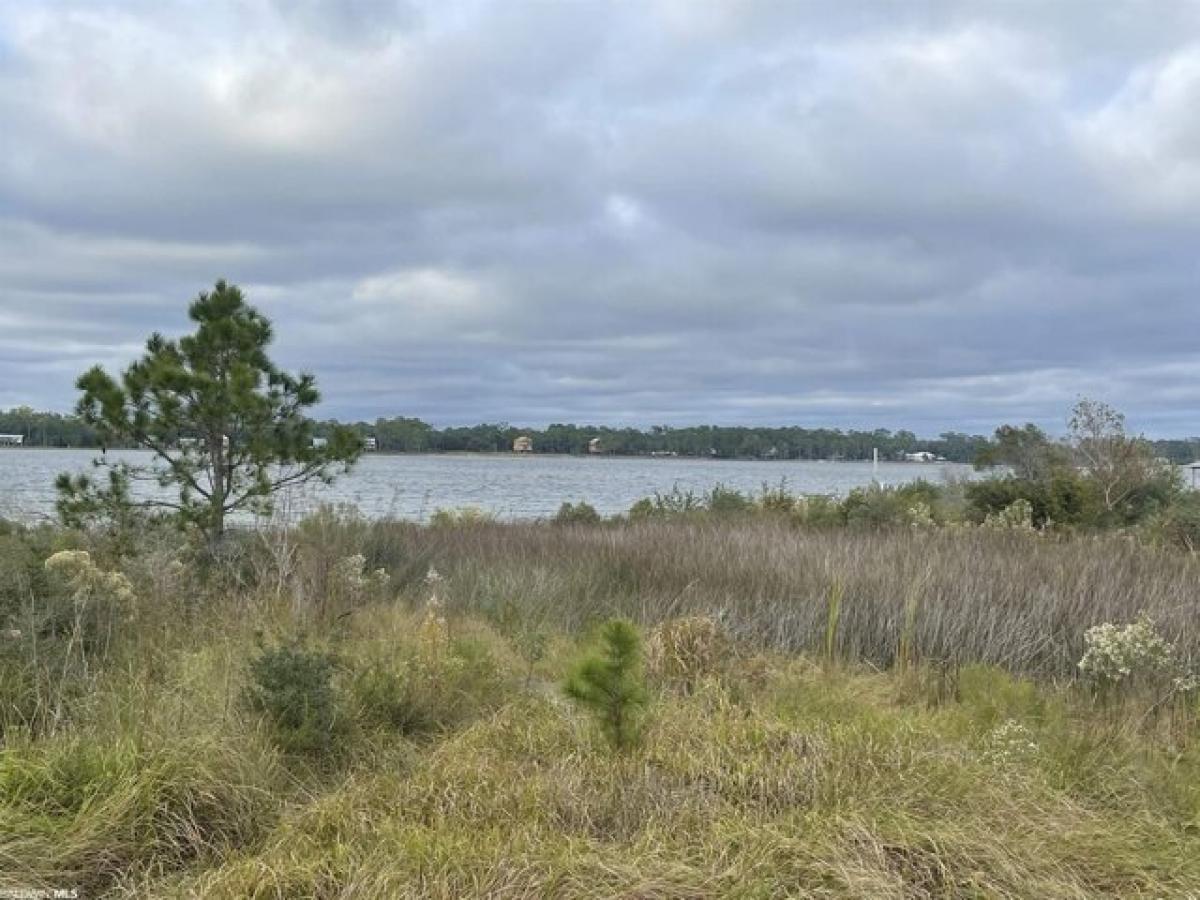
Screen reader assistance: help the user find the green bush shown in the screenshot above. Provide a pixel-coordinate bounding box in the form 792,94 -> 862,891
757,482 -> 797,515
627,486 -> 703,520
245,642 -> 339,754
706,484 -> 753,516
429,507 -> 497,527
1141,491 -> 1200,550
965,472 -> 1102,528
351,627 -> 508,736
553,501 -> 602,525
564,619 -> 649,751
791,494 -> 846,527
842,484 -> 932,528
1117,466 -> 1185,527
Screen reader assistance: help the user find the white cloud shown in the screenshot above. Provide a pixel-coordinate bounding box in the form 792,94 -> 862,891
1075,44 -> 1200,215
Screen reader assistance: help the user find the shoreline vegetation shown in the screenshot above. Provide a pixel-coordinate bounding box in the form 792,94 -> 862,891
3,503 -> 1200,896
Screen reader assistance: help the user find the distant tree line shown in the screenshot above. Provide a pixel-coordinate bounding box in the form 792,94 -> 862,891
340,418 -> 994,461
7,405 -> 1200,465
0,407 -> 100,447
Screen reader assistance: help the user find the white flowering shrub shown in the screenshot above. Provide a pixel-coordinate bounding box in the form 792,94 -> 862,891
1078,613 -> 1175,685
332,553 -> 390,603
907,502 -> 935,529
42,550 -> 138,678
983,499 -> 1035,531
44,550 -> 136,615
981,719 -> 1039,765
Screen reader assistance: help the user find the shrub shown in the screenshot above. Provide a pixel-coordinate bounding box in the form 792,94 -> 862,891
245,641 -> 339,754
564,619 -> 649,751
1077,613 -> 1176,688
351,604 -> 508,736
627,486 -> 703,520
706,485 -> 753,516
907,501 -> 936,528
757,482 -> 797,515
430,507 -> 496,527
331,553 -> 391,606
286,504 -> 380,617
758,487 -> 796,513
966,472 -> 1103,528
792,494 -> 846,527
982,498 -> 1035,531
1140,491 -> 1200,550
553,501 -> 602,525
646,615 -> 732,693
842,482 -> 943,529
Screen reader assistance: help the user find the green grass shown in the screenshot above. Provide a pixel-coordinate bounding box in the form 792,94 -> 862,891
1,515 -> 1199,896
125,664 -> 1200,897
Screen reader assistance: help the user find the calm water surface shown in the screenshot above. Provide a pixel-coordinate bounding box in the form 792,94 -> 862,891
0,448 -> 983,524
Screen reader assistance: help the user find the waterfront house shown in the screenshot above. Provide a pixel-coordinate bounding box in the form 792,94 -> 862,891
364,436 -> 378,451
513,435 -> 533,453
904,450 -> 938,463
588,438 -> 602,454
0,434 -> 24,446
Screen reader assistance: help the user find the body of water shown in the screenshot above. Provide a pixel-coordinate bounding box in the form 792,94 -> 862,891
0,448 -> 984,524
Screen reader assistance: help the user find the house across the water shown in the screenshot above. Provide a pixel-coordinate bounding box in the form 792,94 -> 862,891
513,435 -> 533,453
904,451 -> 939,463
0,434 -> 24,447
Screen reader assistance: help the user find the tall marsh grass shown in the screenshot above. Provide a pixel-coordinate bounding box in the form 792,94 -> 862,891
331,517 -> 1200,678
2,511 -> 1199,896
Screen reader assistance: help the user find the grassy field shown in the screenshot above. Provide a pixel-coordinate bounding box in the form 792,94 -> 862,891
2,511 -> 1199,897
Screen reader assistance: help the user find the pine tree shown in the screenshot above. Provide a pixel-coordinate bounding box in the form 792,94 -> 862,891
56,280 -> 361,542
564,619 -> 649,751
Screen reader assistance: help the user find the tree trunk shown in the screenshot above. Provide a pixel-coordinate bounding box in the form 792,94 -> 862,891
209,430 -> 226,541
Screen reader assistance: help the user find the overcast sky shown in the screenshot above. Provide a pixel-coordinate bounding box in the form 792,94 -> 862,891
2,1 -> 1199,436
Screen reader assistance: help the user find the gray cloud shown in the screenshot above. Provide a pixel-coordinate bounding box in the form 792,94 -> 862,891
2,0 -> 1199,435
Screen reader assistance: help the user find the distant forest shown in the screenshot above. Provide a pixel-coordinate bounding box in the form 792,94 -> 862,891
4,407 -> 1199,464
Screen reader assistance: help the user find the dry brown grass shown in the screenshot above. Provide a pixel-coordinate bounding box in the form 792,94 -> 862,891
344,517 -> 1200,678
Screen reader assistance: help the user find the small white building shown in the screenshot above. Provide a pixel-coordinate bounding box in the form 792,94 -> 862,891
513,435 -> 533,453
312,437 -> 328,449
0,434 -> 24,447
587,437 -> 602,454
904,451 -> 937,463
364,436 -> 378,451
178,436 -> 230,451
